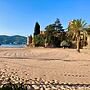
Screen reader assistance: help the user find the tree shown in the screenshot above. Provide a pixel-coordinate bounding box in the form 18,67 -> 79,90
34,22 -> 40,36
68,19 -> 87,52
45,25 -> 56,47
49,18 -> 64,33
45,18 -> 64,47
34,34 -> 45,47
53,18 -> 64,32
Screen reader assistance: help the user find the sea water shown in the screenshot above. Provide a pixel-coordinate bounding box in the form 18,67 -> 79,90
0,44 -> 25,48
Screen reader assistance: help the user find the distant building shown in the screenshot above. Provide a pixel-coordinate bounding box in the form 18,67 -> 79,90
86,29 -> 90,48
27,35 -> 32,46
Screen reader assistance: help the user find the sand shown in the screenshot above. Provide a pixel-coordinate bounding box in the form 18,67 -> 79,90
0,47 -> 90,84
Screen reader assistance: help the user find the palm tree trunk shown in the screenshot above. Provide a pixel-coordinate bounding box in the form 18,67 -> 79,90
77,31 -> 80,52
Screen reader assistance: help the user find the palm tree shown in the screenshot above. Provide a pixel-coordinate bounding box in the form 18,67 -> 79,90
68,19 -> 87,52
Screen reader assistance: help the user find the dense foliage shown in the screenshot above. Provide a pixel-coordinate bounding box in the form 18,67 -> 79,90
34,34 -> 45,47
32,18 -> 88,51
45,19 -> 64,47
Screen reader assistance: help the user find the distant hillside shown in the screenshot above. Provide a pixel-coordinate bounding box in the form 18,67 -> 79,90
0,35 -> 27,45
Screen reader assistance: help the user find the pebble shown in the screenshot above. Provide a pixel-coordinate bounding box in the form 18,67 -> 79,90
0,70 -> 90,90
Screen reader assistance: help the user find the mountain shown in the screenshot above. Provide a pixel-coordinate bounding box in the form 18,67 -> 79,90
0,35 -> 27,45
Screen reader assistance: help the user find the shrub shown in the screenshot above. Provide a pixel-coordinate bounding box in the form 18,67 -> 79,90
60,40 -> 70,48
34,34 -> 45,47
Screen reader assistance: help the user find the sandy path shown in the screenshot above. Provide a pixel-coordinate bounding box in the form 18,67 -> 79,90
0,47 -> 90,84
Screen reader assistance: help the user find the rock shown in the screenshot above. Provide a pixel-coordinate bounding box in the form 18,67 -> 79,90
32,85 -> 40,90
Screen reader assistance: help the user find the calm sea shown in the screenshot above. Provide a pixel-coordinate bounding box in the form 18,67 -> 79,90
0,44 -> 25,48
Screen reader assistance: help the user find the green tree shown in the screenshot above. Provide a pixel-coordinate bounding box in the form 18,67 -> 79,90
34,34 -> 45,47
68,19 -> 87,52
45,19 -> 64,47
34,22 -> 40,36
45,25 -> 56,47
54,18 -> 64,32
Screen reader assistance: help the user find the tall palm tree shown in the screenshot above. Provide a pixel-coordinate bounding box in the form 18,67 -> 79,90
68,19 -> 87,52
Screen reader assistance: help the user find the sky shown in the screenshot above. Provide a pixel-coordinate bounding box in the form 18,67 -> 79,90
0,0 -> 90,36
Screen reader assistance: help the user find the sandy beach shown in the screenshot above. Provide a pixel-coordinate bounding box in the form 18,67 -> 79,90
0,47 -> 90,84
